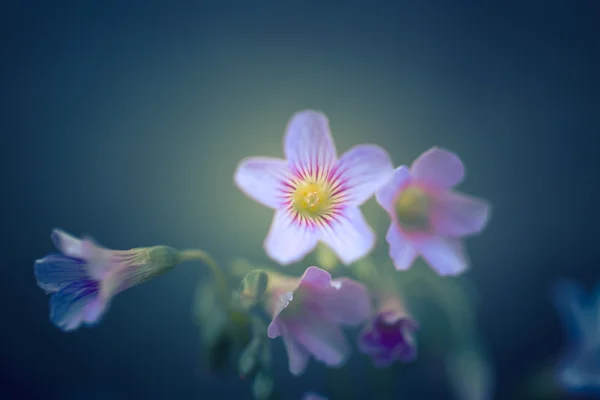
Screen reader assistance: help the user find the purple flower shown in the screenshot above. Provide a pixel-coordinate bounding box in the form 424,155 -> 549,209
263,266 -> 372,376
376,147 -> 491,276
234,110 -> 393,266
34,229 -> 180,331
358,295 -> 418,368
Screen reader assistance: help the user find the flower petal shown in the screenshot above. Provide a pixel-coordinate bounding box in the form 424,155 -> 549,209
336,144 -> 394,206
417,236 -> 469,276
234,156 -> 291,209
51,229 -> 105,264
283,331 -> 311,376
267,317 -> 311,376
51,229 -> 86,258
294,267 -> 371,325
376,166 -> 411,213
433,191 -> 491,237
283,110 -> 337,172
264,211 -> 319,265
315,277 -> 372,326
320,207 -> 375,265
48,279 -> 107,332
411,147 -> 465,189
385,224 -> 418,271
292,312 -> 350,368
34,254 -> 88,294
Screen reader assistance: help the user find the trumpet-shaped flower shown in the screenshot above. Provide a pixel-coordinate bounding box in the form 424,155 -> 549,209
34,229 -> 181,331
358,295 -> 418,367
261,266 -> 371,376
234,110 -> 393,266
553,279 -> 600,394
375,148 -> 491,276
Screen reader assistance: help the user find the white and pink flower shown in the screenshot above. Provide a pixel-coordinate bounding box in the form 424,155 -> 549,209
234,110 -> 393,266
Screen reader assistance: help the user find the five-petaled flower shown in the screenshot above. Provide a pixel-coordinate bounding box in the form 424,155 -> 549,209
34,229 -> 180,331
358,295 -> 418,368
234,110 -> 393,266
376,147 -> 491,276
261,266 -> 372,376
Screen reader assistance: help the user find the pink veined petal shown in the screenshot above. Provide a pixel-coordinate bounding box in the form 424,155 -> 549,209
417,236 -> 469,276
386,224 -> 418,271
291,312 -> 350,367
433,191 -> 491,237
234,156 -> 290,209
312,277 -> 372,326
411,147 -> 465,189
375,166 -> 411,213
264,211 -> 319,265
283,110 -> 337,173
320,207 -> 375,265
336,144 -> 394,206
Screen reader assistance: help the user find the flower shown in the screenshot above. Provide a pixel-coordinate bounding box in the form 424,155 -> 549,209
375,147 -> 491,276
234,110 -> 393,266
261,266 -> 372,376
552,279 -> 600,395
34,229 -> 181,332
358,295 -> 418,367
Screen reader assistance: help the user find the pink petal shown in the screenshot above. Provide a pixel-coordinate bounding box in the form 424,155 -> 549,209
298,266 -> 333,288
291,312 -> 350,367
336,144 -> 394,206
417,236 -> 469,276
386,224 -> 418,271
433,191 -> 491,237
268,318 -> 311,376
283,332 -> 311,376
296,268 -> 371,326
375,166 -> 411,213
319,277 -> 372,326
411,147 -> 465,189
283,110 -> 337,172
234,156 -> 290,209
264,211 -> 319,265
320,207 -> 375,265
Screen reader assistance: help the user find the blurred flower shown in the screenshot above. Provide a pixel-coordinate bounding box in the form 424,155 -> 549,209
302,393 -> 328,400
358,295 -> 418,367
252,266 -> 372,376
552,279 -> 600,395
375,148 -> 491,276
234,110 -> 393,266
34,229 -> 181,332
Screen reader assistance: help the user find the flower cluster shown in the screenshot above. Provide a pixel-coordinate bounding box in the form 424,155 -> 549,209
33,110 -> 493,399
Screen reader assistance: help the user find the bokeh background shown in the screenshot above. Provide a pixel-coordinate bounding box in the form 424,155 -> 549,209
2,0 -> 599,399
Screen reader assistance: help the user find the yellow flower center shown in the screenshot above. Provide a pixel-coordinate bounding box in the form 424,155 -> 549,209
395,186 -> 430,231
292,181 -> 332,219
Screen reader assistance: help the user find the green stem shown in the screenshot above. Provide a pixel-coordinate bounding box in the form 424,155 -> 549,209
179,249 -> 231,308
